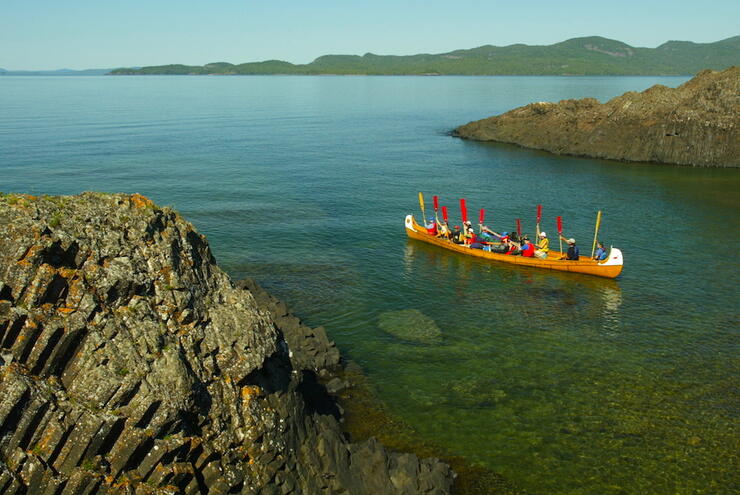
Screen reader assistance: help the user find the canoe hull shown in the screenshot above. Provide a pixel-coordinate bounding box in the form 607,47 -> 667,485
405,215 -> 623,279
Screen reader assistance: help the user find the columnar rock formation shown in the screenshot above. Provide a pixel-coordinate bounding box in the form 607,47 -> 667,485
454,66 -> 740,167
0,192 -> 454,494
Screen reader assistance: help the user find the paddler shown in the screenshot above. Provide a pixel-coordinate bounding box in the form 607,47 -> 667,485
558,235 -> 580,260
594,241 -> 608,261
519,236 -> 536,257
452,225 -> 464,244
425,217 -> 438,235
436,220 -> 451,239
535,231 -> 549,259
463,221 -> 475,245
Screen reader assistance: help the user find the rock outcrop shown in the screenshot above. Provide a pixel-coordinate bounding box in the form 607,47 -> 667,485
0,192 -> 454,494
453,66 -> 740,167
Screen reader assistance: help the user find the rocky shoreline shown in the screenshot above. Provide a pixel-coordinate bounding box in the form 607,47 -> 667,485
453,66 -> 739,167
0,192 -> 455,494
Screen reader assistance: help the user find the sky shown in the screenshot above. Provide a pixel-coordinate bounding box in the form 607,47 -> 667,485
2,0 -> 739,70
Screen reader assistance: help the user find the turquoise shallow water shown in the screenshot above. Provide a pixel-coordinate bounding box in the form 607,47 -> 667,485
2,75 -> 738,493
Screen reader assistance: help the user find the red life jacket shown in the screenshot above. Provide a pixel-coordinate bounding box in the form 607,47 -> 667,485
426,223 -> 437,235
521,242 -> 535,257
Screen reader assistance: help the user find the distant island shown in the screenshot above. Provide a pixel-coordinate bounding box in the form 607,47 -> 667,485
453,67 -> 740,167
109,35 -> 740,76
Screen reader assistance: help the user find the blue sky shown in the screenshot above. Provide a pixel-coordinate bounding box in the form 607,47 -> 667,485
2,0 -> 738,70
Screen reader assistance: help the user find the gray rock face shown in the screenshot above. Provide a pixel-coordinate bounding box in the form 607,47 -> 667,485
0,192 -> 454,494
454,66 -> 740,167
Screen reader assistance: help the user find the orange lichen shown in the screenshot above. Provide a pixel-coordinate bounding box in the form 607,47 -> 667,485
129,194 -> 153,209
241,385 -> 263,401
17,245 -> 41,266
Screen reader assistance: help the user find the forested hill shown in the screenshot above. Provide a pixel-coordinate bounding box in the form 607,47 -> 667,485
109,35 -> 740,76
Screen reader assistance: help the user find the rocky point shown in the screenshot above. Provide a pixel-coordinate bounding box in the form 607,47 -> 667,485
454,66 -> 740,167
0,192 -> 454,494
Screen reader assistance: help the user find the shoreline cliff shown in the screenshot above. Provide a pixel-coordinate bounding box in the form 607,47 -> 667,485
453,66 -> 739,167
0,192 -> 455,494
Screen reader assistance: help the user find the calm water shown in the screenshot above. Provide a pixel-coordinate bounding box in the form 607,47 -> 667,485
2,75 -> 738,494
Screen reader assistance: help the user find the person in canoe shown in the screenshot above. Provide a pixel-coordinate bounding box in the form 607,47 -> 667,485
501,235 -> 519,255
436,220 -> 451,239
535,232 -> 549,259
518,236 -> 536,257
463,221 -> 475,243
425,217 -> 438,235
452,226 -> 464,244
594,241 -> 608,261
558,236 -> 580,260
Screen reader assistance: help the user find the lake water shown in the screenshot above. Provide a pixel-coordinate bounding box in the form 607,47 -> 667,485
1,75 -> 738,494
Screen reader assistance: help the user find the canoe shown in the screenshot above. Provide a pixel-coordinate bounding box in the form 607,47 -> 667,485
404,215 -> 623,279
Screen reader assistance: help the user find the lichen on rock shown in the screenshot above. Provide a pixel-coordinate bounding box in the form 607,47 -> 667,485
0,192 -> 454,494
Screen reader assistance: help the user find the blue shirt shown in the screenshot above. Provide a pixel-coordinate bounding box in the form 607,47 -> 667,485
595,247 -> 607,260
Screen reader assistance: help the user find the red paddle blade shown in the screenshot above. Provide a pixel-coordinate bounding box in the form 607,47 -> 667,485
460,199 -> 468,224
516,218 -> 522,236
479,208 -> 485,224
442,206 -> 448,222
537,204 -> 542,223
556,216 -> 563,234
433,195 -> 439,211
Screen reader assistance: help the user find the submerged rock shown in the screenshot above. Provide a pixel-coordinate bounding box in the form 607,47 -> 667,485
454,66 -> 740,167
0,192 -> 454,494
378,309 -> 443,344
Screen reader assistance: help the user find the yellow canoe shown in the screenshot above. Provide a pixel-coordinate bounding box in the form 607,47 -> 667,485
405,215 -> 623,279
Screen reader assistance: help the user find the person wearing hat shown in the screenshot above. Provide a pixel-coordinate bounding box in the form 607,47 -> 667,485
558,234 -> 580,260
425,217 -> 438,236
480,227 -> 510,253
463,221 -> 476,245
519,236 -> 536,257
535,231 -> 549,259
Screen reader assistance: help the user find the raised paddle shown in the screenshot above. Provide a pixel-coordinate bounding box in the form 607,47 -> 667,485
460,199 -> 469,242
479,208 -> 485,233
556,215 -> 563,257
460,198 -> 468,225
441,205 -> 449,236
433,195 -> 440,225
536,204 -> 542,240
516,218 -> 522,238
418,192 -> 427,226
591,210 -> 602,259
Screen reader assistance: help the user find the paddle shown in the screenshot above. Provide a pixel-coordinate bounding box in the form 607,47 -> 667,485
536,204 -> 542,240
479,208 -> 485,233
516,218 -> 522,239
433,195 -> 440,225
591,210 -> 602,259
556,215 -> 563,257
460,199 -> 468,242
418,192 -> 427,227
441,205 -> 449,236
